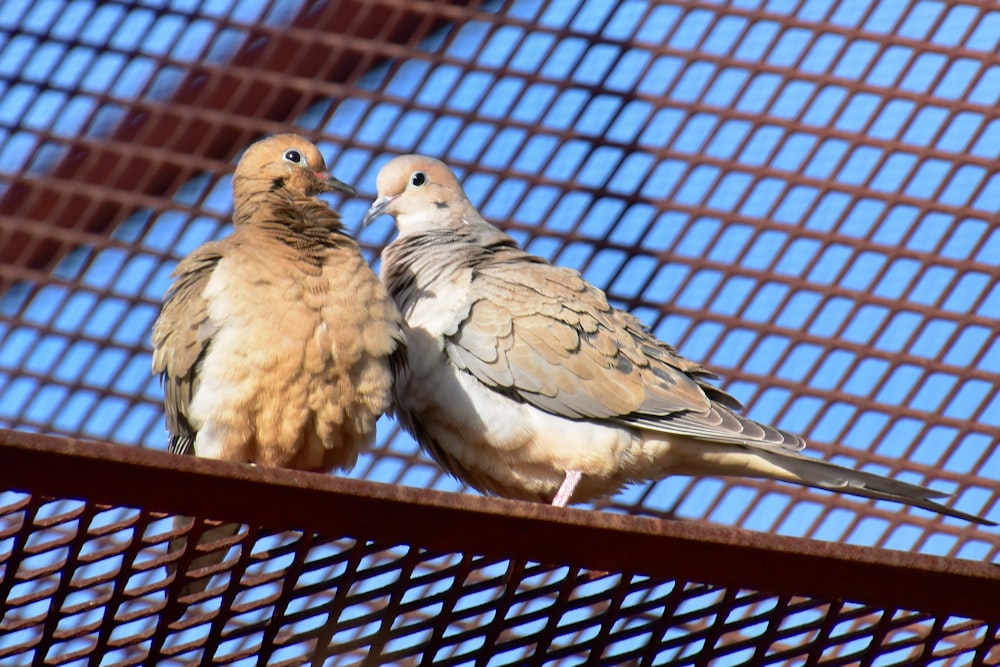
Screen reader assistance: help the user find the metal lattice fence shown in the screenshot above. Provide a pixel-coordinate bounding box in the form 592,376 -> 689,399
0,0 -> 998,664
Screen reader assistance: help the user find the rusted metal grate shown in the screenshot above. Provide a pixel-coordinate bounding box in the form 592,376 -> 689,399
2,432 -> 999,665
1,0 -> 998,664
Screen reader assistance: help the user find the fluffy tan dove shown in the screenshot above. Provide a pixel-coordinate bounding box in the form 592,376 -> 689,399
152,134 -> 407,599
363,154 -> 993,526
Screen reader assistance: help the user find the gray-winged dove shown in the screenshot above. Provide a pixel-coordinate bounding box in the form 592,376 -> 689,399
152,135 -> 407,599
363,154 -> 993,526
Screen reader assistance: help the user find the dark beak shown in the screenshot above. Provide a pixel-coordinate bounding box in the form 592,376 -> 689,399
362,194 -> 397,227
318,172 -> 358,197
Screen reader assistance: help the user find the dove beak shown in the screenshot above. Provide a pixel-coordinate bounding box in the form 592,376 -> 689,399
362,194 -> 398,227
318,172 -> 358,197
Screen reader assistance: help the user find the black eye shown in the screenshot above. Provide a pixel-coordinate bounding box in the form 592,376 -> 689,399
284,149 -> 302,164
410,171 -> 427,187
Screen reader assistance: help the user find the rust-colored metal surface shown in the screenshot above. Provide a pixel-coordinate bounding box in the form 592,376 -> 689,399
1,430 -> 999,665
1,0 -> 998,664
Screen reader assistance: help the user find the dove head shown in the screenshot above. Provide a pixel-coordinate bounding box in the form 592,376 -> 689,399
234,133 -> 357,199
363,155 -> 474,235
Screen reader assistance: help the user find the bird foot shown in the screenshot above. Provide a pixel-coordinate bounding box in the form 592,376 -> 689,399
551,470 -> 582,507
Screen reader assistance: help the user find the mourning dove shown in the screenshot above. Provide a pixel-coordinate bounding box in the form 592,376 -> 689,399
152,134 -> 407,598
363,154 -> 993,526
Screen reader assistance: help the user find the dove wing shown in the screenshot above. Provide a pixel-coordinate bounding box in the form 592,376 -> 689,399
151,244 -> 223,456
442,244 -> 804,452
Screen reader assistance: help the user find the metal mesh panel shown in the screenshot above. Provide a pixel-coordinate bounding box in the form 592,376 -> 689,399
2,432 -> 999,665
0,0 -> 998,663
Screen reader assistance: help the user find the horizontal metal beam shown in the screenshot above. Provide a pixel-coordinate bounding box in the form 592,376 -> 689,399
1,428 -> 997,622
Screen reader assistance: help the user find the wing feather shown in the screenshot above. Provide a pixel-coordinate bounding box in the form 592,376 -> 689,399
442,240 -> 803,453
445,253 -> 708,417
151,244 -> 223,455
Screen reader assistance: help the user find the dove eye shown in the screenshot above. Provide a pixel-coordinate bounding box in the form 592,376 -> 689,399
410,171 -> 427,187
283,149 -> 303,164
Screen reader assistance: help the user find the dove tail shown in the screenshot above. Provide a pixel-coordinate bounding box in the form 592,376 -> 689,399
753,449 -> 995,526
167,516 -> 245,601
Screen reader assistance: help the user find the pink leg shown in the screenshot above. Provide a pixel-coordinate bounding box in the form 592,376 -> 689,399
551,470 -> 582,507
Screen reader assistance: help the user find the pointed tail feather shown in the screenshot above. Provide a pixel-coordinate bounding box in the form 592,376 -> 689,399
754,449 -> 995,526
167,516 -> 245,600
